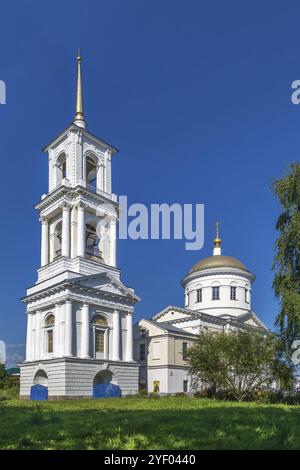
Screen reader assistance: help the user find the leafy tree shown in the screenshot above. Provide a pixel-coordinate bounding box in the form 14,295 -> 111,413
0,363 -> 7,386
273,163 -> 300,357
187,329 -> 293,401
0,363 -> 12,390
0,364 -> 19,393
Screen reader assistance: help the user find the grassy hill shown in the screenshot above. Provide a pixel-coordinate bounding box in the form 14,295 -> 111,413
0,397 -> 300,450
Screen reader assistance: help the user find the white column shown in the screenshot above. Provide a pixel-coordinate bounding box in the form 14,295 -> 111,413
77,203 -> 85,257
65,301 -> 73,356
82,144 -> 86,185
62,204 -> 70,258
125,313 -> 133,362
96,164 -> 103,191
35,311 -> 42,361
54,304 -> 61,358
110,218 -> 117,267
26,313 -> 33,361
106,150 -> 112,194
104,329 -> 109,360
60,302 -> 65,356
81,304 -> 90,358
70,205 -> 77,258
112,310 -> 120,361
49,231 -> 55,263
41,218 -> 49,266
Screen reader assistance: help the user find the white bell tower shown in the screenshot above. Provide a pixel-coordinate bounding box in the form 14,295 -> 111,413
20,52 -> 140,400
39,50 -> 118,276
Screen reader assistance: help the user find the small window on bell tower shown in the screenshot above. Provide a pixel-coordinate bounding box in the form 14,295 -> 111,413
44,314 -> 55,354
86,155 -> 98,191
86,222 -> 102,259
56,153 -> 67,186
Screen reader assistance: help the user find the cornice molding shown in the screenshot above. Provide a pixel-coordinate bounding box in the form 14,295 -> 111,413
181,267 -> 255,287
42,123 -> 118,154
152,305 -> 266,331
23,278 -> 137,310
26,291 -> 134,314
36,184 -> 118,213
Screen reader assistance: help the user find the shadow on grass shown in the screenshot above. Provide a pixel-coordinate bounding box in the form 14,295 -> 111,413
0,399 -> 300,450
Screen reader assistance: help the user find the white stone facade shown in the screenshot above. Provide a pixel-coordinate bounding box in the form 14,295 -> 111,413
182,269 -> 253,317
134,235 -> 267,395
20,359 -> 139,399
20,57 -> 139,399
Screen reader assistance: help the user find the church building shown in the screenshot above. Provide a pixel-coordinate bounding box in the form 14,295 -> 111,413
20,53 -> 267,400
20,53 -> 139,399
133,224 -> 268,395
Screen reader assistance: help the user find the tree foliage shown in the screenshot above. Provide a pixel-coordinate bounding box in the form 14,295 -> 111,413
273,163 -> 300,356
0,363 -> 7,385
187,329 -> 293,401
0,364 -> 19,391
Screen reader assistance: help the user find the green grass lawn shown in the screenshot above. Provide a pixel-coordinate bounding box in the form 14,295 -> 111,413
0,397 -> 300,450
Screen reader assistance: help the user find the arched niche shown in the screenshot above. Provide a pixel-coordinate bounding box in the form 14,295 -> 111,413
55,152 -> 67,186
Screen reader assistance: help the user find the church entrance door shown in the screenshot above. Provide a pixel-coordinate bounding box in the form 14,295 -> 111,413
30,369 -> 48,400
30,384 -> 48,400
93,370 -> 121,398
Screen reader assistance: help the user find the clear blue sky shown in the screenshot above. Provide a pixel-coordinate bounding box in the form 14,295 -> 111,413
0,1 -> 299,366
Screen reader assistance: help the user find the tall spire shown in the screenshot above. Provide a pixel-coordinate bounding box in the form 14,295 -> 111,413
213,221 -> 222,256
74,49 -> 86,129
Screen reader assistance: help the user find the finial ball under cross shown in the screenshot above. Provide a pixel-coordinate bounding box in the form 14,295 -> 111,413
214,221 -> 222,247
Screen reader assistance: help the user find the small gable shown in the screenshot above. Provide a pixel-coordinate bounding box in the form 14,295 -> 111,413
154,307 -> 192,323
135,319 -> 166,337
244,318 -> 259,327
73,273 -> 137,300
237,311 -> 268,330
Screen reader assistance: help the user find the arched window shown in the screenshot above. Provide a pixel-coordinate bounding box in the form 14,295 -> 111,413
56,153 -> 67,186
33,369 -> 48,386
185,290 -> 190,307
245,285 -> 250,304
92,315 -> 108,327
92,315 -> 108,357
44,314 -> 55,354
44,314 -> 55,327
53,220 -> 62,259
86,221 -> 102,258
93,370 -> 113,386
86,154 -> 98,191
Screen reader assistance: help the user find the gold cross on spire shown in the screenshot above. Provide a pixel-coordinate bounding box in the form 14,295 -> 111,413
214,220 -> 222,247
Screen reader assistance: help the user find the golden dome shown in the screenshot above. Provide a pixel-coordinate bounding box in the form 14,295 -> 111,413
190,255 -> 248,273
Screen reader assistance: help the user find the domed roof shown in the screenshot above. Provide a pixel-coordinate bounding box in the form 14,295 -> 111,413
190,255 -> 248,273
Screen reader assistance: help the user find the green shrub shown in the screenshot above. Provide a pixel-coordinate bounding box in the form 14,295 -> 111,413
254,390 -> 300,405
134,390 -> 149,399
193,387 -> 240,401
123,393 -> 146,399
0,386 -> 19,401
193,388 -> 300,405
148,392 -> 160,399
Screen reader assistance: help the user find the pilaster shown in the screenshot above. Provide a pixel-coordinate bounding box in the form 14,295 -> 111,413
112,310 -> 120,361
81,303 -> 90,358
